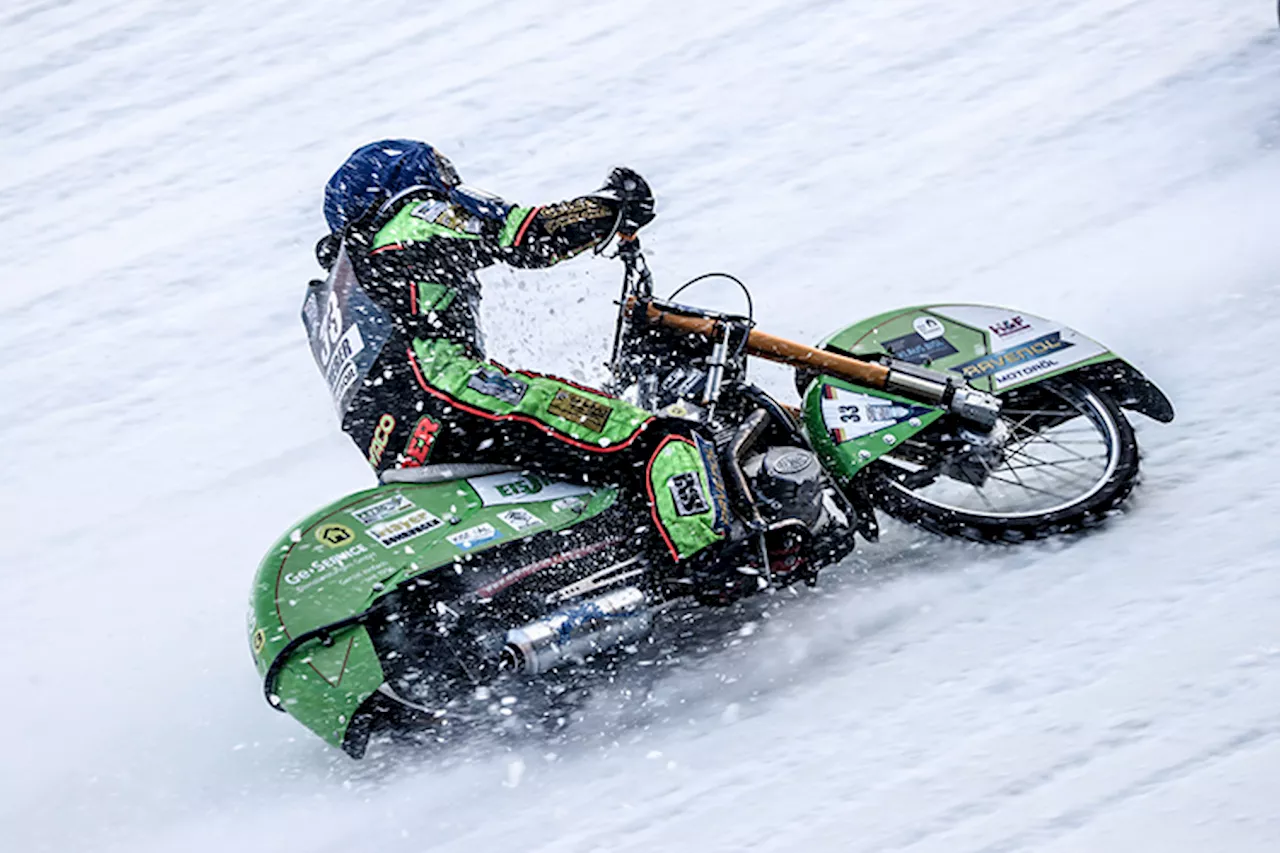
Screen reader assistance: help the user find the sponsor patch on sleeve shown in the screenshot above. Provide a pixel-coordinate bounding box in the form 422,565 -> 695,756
467,368 -> 528,405
401,416 -> 440,468
668,471 -> 711,517
547,389 -> 612,432
692,433 -> 730,535
540,197 -> 612,234
366,413 -> 397,468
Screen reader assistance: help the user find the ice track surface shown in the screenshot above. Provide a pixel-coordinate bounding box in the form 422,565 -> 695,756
3,1 -> 1280,851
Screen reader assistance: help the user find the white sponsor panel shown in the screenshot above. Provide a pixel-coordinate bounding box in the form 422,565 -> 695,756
929,305 -> 1110,388
324,323 -> 366,412
993,357 -> 1062,387
497,508 -> 544,532
330,362 -> 359,414
820,387 -> 927,443
351,494 -> 415,526
325,322 -> 365,375
367,508 -> 442,547
447,523 -> 502,550
988,315 -> 1032,339
930,305 -> 1045,346
468,471 -> 593,507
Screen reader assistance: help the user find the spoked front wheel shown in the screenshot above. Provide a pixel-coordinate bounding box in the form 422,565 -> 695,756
865,379 -> 1140,542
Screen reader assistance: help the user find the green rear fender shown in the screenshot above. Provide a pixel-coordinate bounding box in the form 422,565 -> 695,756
249,472 -> 616,750
802,304 -> 1173,480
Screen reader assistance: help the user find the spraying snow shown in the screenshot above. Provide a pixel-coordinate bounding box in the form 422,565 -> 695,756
2,1 -> 1279,851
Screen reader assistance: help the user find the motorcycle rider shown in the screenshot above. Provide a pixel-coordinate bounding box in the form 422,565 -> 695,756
306,140 -> 750,594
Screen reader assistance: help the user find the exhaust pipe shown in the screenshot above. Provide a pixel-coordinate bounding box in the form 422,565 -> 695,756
501,587 -> 651,674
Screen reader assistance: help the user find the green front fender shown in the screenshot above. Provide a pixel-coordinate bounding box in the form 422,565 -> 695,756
803,303 -> 1173,480
819,303 -> 1171,417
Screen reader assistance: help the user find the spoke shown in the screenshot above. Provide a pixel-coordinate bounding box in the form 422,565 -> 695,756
1023,429 -> 1104,464
1006,438 -> 1107,445
1007,439 -> 1106,465
1003,455 -> 1108,473
1006,429 -> 1058,457
1004,414 -> 1102,463
977,448 -> 1076,506
1007,394 -> 1089,424
991,448 -> 1033,493
1007,411 -> 1040,436
1003,445 -> 1095,484
1003,444 -> 1102,488
1000,408 -> 1076,417
896,385 -> 1119,517
971,482 -> 998,510
982,474 -> 1073,502
969,451 -> 1064,512
1005,415 -> 1090,436
1014,426 -> 1096,435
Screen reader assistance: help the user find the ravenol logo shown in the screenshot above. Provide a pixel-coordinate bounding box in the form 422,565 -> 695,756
956,332 -> 1073,379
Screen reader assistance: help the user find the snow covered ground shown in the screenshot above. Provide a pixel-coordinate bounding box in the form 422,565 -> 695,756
3,1 -> 1280,850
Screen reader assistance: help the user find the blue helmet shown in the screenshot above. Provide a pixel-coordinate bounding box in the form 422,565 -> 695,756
323,140 -> 463,234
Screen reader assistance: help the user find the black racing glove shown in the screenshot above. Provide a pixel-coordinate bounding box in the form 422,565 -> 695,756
315,233 -> 340,270
592,167 -> 655,234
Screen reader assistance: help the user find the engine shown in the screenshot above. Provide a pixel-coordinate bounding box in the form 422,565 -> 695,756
742,445 -> 826,529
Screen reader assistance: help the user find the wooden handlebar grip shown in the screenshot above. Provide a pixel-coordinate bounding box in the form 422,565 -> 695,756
746,328 -> 890,388
643,303 -> 890,389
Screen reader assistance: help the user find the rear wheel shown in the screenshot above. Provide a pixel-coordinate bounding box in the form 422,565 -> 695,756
865,379 -> 1139,542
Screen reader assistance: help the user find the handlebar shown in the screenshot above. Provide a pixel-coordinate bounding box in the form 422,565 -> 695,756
638,299 -> 892,388
614,243 -> 1002,428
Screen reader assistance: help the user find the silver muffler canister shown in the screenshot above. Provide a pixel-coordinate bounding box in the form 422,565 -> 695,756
502,586 -> 651,674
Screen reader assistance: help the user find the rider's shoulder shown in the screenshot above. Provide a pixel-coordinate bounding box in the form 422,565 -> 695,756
372,185 -> 449,226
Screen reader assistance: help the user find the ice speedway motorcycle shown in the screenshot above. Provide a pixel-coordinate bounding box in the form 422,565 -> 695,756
248,238 -> 1174,758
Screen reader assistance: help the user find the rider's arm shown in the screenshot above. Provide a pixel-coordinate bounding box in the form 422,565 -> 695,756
493,168 -> 655,268
492,197 -> 622,268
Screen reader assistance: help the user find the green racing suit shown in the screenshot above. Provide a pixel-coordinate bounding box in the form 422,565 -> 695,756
302,185 -> 729,563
